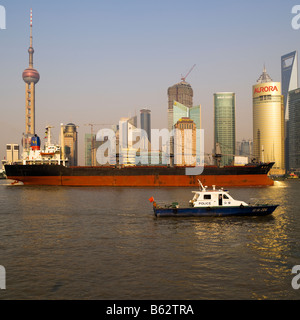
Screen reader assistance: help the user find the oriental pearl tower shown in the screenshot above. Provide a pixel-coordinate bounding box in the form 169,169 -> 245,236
22,9 -> 40,151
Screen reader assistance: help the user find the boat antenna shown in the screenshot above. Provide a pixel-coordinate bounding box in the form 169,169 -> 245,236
198,179 -> 205,191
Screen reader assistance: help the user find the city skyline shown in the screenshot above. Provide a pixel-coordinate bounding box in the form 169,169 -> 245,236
0,1 -> 299,165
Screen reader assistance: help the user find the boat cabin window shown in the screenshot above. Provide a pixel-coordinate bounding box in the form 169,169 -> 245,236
223,194 -> 229,199
204,194 -> 211,200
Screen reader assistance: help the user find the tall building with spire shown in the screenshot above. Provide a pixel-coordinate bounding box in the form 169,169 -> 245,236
281,51 -> 298,121
22,9 -> 40,152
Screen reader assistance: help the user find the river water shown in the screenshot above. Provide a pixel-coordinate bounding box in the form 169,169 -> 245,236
0,179 -> 299,300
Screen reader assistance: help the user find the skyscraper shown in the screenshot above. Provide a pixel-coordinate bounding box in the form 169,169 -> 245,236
64,123 -> 78,166
174,118 -> 197,166
85,133 -> 93,166
140,109 -> 151,142
118,117 -> 140,165
288,88 -> 300,171
85,133 -> 106,166
281,51 -> 298,120
281,51 -> 298,171
171,101 -> 201,165
237,139 -> 253,159
213,92 -> 236,166
172,101 -> 201,130
189,105 -> 201,132
22,9 -> 40,152
172,101 -> 189,126
168,80 -> 193,132
253,67 -> 285,174
128,115 -> 137,128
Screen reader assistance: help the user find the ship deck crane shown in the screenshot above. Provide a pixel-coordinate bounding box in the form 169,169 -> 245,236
211,142 -> 253,167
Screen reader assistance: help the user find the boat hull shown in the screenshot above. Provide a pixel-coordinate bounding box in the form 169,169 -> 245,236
4,163 -> 275,187
154,205 -> 279,217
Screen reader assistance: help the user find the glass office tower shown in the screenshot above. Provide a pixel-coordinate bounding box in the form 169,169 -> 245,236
281,51 -> 298,170
172,101 -> 189,127
140,109 -> 151,142
288,88 -> 300,171
214,92 -> 236,166
172,101 -> 201,130
281,51 -> 298,120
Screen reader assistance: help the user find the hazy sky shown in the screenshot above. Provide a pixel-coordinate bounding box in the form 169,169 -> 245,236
0,0 -> 299,165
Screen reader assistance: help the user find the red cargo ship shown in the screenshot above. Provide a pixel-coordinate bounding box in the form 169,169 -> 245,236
4,162 -> 274,187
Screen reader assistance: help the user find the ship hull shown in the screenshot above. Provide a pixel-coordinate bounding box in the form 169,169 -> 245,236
5,174 -> 273,187
4,163 -> 274,187
154,205 -> 279,217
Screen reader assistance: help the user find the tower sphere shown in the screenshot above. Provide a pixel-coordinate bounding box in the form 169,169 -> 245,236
23,67 -> 40,84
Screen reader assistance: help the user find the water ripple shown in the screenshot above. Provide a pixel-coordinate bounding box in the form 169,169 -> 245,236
0,180 -> 300,299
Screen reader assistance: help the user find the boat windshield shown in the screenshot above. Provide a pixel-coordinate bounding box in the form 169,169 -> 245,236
192,193 -> 200,201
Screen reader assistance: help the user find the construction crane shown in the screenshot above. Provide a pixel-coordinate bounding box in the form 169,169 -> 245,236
84,123 -> 114,134
84,123 -> 114,166
181,64 -> 196,82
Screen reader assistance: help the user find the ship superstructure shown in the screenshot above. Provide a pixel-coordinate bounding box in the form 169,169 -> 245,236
22,126 -> 67,165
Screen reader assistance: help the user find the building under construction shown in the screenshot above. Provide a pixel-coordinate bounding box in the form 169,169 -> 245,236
167,65 -> 195,132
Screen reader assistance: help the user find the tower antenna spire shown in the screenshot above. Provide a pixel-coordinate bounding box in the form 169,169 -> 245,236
30,9 -> 32,33
29,8 -> 33,67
